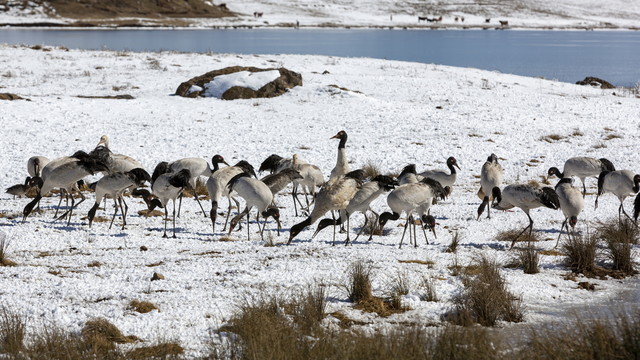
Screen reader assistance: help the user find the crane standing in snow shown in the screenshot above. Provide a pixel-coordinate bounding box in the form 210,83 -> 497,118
554,177 -> 584,247
477,153 -> 504,220
594,170 -> 640,223
548,157 -> 615,198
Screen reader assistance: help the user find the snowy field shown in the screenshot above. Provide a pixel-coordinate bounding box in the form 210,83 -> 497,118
0,43 -> 639,356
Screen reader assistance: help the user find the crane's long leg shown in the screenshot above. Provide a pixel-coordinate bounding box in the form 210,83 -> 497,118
581,179 -> 587,198
58,190 -> 85,225
177,193 -> 183,218
344,212 -> 352,246
332,211 -> 337,246
192,187 -> 207,217
109,198 -> 119,230
399,216 -> 411,249
420,217 -> 430,245
120,196 -> 128,228
292,184 -> 299,217
162,205 -> 169,238
412,215 -> 418,248
353,212 -> 368,242
258,212 -> 265,241
223,196 -> 233,231
246,210 -> 251,241
172,199 -> 177,238
370,211 -> 380,241
54,190 -> 65,218
555,218 -> 568,248
510,212 -> 534,249
619,202 -> 634,224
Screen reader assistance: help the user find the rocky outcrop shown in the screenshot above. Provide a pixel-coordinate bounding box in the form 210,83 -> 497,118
576,77 -> 615,89
175,66 -> 302,100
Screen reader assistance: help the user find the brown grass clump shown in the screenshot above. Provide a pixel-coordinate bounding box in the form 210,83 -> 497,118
27,325 -> 109,359
362,160 -> 381,179
419,277 -> 438,302
361,213 -> 384,237
516,242 -> 540,274
448,256 -> 524,327
81,318 -> 139,353
540,134 -> 566,143
128,300 -> 159,314
561,233 -> 598,276
446,231 -> 461,253
126,342 -> 184,360
495,228 -> 541,247
138,209 -> 164,217
0,307 -> 25,355
0,236 -> 17,267
595,219 -> 637,275
345,261 -> 373,303
519,310 -> 640,360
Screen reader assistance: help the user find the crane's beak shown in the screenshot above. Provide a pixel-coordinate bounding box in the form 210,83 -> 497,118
330,133 -> 340,139
454,163 -> 461,170
223,161 -> 230,167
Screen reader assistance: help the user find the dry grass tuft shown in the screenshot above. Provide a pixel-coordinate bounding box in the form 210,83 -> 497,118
128,300 -> 159,314
540,134 -> 566,143
0,236 -> 17,267
126,342 -> 184,360
592,142 -> 607,149
446,231 -> 461,253
138,209 -> 164,217
87,261 -> 102,268
448,256 -> 524,327
0,307 -> 25,355
520,310 -> 640,360
495,228 -> 541,246
571,129 -> 584,136
345,261 -> 373,303
361,213 -> 384,237
539,249 -> 563,256
561,233 -> 598,276
419,277 -> 438,302
362,160 -> 381,178
604,133 -> 623,140
81,318 -> 139,353
596,219 -> 639,245
398,259 -> 435,266
516,242 -> 540,274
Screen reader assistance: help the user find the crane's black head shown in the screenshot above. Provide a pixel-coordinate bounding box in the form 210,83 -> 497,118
487,153 -> 499,163
599,158 -> 615,172
422,214 -> 437,238
288,217 -> 312,245
258,154 -> 283,173
548,167 -> 562,178
373,175 -> 398,190
399,164 -> 417,178
152,161 -> 170,183
491,186 -> 502,205
128,168 -> 152,186
262,207 -> 282,232
29,176 -> 43,189
235,160 -> 257,178
212,154 -> 230,167
447,156 -> 461,170
331,130 -> 348,148
569,216 -> 578,228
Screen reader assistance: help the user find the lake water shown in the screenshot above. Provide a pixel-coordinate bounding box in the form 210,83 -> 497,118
1,28 -> 639,87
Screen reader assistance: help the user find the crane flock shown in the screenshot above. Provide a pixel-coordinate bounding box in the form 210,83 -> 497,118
6,132 -> 640,249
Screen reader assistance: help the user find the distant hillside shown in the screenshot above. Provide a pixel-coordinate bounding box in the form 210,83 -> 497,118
1,0 -> 638,28
0,0 -> 233,25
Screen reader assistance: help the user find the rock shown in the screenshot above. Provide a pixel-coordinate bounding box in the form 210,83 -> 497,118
151,272 -> 164,281
175,66 -> 302,100
576,77 -> 615,89
0,93 -> 27,101
140,246 -> 148,251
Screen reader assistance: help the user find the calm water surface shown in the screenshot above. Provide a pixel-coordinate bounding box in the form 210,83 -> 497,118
1,28 -> 639,86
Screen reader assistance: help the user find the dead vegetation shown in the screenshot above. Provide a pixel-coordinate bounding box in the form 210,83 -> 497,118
447,256 -> 524,327
0,236 -> 17,267
128,300 -> 159,314
344,261 -> 409,317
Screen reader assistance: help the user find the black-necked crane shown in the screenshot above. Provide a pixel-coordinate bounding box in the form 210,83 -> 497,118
398,164 -> 423,185
5,177 -> 33,198
27,156 -> 49,177
548,157 -> 615,198
555,177 -> 585,247
312,175 -> 398,244
260,168 -> 303,203
147,168 -> 191,238
93,135 -> 145,173
419,156 -> 460,188
379,177 -> 447,248
207,160 -> 256,234
594,170 -> 640,223
291,153 -> 324,216
477,153 -> 504,220
329,130 -> 350,183
491,183 -> 560,248
23,152 -> 109,225
87,168 -> 151,230
258,154 -> 307,174
288,169 -> 365,245
169,154 -> 230,217
226,172 -> 282,241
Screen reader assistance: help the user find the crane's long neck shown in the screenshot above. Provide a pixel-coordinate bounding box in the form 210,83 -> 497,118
448,162 -> 457,175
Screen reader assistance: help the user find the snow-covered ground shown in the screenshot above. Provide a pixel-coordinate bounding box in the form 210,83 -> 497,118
0,43 -> 639,356
1,0 -> 640,29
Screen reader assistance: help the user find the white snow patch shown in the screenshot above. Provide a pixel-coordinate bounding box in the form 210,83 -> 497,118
202,70 -> 281,98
